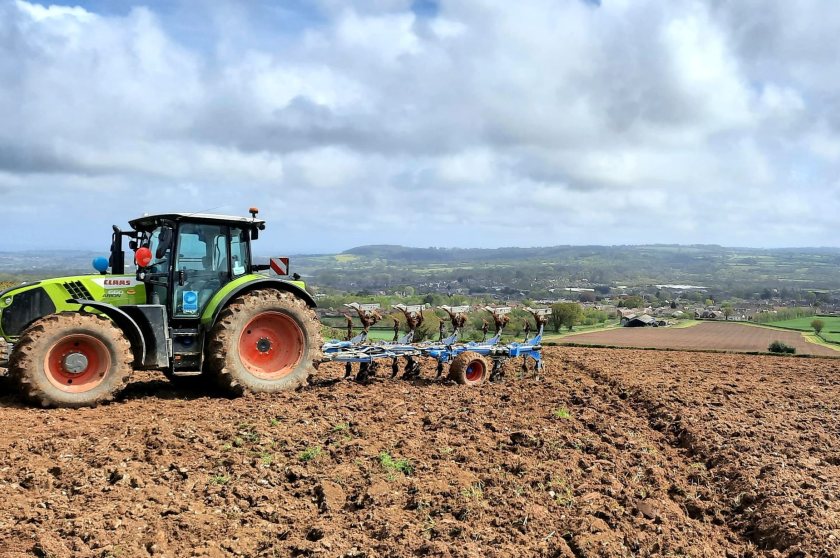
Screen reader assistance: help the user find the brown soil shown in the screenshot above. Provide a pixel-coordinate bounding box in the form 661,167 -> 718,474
563,347 -> 840,558
0,348 -> 837,557
562,322 -> 840,357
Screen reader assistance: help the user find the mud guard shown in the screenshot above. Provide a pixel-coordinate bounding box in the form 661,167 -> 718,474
205,278 -> 317,329
69,299 -> 147,367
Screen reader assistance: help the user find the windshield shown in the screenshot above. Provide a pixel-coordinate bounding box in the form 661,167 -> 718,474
134,225 -> 174,306
146,227 -> 173,273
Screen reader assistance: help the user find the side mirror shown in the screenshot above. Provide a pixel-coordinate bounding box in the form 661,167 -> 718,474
156,227 -> 174,259
251,227 -> 259,240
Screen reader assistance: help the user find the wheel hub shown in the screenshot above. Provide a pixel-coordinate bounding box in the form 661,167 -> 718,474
256,337 -> 273,353
62,352 -> 89,375
238,311 -> 305,379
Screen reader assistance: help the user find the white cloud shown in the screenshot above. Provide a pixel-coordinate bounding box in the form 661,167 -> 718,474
0,0 -> 838,252
14,0 -> 91,22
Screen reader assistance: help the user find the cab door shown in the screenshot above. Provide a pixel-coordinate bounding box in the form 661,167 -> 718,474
172,223 -> 231,318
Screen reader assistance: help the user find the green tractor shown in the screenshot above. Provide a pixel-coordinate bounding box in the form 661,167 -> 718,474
0,209 -> 322,408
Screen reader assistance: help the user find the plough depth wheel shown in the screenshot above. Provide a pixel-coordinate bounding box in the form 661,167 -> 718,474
448,351 -> 490,386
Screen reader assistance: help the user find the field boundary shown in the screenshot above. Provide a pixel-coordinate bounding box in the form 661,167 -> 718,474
738,321 -> 840,351
750,316 -> 840,341
546,341 -> 840,359
541,322 -> 621,341
668,319 -> 701,329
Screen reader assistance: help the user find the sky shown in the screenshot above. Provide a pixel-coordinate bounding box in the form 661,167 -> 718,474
1,0 -> 839,253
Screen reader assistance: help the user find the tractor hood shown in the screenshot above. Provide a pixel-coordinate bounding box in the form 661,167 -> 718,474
0,275 -> 146,340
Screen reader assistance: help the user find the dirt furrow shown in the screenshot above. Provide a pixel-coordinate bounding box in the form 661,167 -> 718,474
563,347 -> 840,558
556,354 -> 765,557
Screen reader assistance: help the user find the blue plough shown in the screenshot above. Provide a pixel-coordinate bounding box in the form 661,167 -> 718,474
321,305 -> 551,385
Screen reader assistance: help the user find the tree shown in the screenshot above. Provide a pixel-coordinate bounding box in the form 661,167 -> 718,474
549,305 -> 565,333
721,303 -> 733,321
578,291 -> 596,303
811,319 -> 825,335
618,295 -> 644,309
550,303 -> 584,332
768,340 -> 795,354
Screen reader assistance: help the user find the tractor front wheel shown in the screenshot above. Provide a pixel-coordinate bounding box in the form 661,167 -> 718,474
206,290 -> 322,394
448,351 -> 490,386
9,313 -> 133,408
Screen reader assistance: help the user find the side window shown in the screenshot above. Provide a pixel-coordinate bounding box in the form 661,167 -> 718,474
213,234 -> 229,271
231,228 -> 249,277
177,234 -> 207,270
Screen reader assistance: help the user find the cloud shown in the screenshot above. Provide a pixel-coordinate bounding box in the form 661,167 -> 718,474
0,0 -> 838,252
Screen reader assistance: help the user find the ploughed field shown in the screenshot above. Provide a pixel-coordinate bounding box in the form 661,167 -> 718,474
562,321 -> 840,357
0,347 -> 839,557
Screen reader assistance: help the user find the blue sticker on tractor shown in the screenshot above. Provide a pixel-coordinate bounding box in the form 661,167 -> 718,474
183,290 -> 199,314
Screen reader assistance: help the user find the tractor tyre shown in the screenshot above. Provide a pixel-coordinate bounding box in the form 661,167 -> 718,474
448,351 -> 490,386
9,313 -> 133,408
206,290 -> 322,395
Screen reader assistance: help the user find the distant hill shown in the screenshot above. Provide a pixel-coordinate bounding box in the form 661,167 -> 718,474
341,244 -> 737,263
4,244 -> 840,296
297,244 -> 840,295
0,250 -> 103,278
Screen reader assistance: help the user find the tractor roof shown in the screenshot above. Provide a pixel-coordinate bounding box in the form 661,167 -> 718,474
129,213 -> 265,231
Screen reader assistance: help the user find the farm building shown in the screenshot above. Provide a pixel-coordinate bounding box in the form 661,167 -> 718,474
616,308 -> 637,319
621,314 -> 662,327
696,310 -> 724,320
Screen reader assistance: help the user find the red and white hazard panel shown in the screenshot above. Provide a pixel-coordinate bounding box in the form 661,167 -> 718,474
270,257 -> 290,276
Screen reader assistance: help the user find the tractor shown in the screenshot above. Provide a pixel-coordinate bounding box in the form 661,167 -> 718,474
0,209 -> 322,408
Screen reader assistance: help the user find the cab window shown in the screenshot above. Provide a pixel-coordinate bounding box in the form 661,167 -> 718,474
177,233 -> 209,270
231,227 -> 249,277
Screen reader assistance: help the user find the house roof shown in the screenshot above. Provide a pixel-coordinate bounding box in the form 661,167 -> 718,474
626,314 -> 656,324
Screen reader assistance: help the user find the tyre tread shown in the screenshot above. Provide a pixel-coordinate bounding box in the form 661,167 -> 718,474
8,313 -> 133,408
206,290 -> 322,395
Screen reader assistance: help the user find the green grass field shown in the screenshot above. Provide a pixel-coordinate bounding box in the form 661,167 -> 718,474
766,316 -> 840,344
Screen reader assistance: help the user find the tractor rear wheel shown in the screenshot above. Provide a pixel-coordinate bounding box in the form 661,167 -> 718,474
9,313 -> 133,408
448,351 -> 490,386
206,290 -> 322,394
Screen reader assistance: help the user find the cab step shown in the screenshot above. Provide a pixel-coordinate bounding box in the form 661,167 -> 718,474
172,370 -> 203,377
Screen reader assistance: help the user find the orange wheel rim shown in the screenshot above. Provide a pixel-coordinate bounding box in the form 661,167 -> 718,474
465,359 -> 485,382
238,312 -> 305,379
44,334 -> 111,393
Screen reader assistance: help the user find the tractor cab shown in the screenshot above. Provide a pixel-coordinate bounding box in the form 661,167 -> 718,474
125,212 -> 265,317
112,212 -> 269,373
